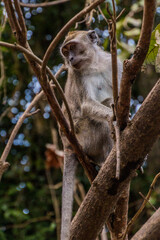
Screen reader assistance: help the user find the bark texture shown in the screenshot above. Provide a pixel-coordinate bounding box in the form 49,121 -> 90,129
107,181 -> 130,240
131,208 -> 160,240
69,79 -> 160,240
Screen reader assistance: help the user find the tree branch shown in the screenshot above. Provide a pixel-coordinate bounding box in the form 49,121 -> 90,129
117,0 -> 156,130
131,208 -> 160,240
20,0 -> 70,8
69,79 -> 160,239
107,181 -> 130,240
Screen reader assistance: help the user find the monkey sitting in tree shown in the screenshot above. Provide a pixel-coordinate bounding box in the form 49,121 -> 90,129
60,30 -> 123,240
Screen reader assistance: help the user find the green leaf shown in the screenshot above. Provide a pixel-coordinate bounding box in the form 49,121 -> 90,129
144,24 -> 160,70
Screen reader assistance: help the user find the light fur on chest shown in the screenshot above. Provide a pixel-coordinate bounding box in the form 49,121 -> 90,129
84,72 -> 112,102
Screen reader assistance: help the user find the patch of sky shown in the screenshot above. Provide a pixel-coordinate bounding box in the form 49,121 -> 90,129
19,182 -> 26,189
92,17 -> 95,23
157,7 -> 160,15
25,20 -> 31,26
98,14 -> 103,21
135,103 -> 141,112
52,64 -> 63,75
24,7 -> 30,12
0,130 -> 7,137
11,107 -> 19,114
128,39 -> 135,46
37,7 -> 43,13
24,102 -> 31,110
25,12 -> 31,19
24,166 -> 30,172
20,99 -> 26,106
22,0 -> 29,3
95,28 -> 103,36
17,52 -> 25,60
32,9 -> 38,15
137,95 -> 143,103
44,104 -> 51,113
11,112 -> 23,124
27,30 -> 33,40
45,34 -> 52,41
117,49 -> 121,55
20,155 -> 29,165
102,29 -> 109,38
43,112 -> 50,119
23,209 -> 29,214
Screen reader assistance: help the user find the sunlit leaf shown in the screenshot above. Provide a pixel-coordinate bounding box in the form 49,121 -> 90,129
124,28 -> 140,37
144,24 -> 160,71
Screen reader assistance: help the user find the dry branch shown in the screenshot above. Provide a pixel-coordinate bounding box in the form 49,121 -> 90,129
69,79 -> 160,239
117,0 -> 156,130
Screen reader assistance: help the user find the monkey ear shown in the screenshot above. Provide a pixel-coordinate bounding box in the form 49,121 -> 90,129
87,30 -> 99,44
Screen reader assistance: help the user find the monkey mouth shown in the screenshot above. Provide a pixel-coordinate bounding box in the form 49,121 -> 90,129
72,60 -> 83,69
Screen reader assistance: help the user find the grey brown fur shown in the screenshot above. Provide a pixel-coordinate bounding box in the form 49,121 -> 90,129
60,30 -> 122,240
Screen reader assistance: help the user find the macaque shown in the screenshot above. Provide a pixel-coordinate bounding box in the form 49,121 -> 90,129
60,30 -> 122,240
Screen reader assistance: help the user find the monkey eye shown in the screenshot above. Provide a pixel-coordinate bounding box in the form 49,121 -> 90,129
63,50 -> 69,57
70,45 -> 75,51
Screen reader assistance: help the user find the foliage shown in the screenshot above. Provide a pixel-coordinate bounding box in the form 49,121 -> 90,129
144,23 -> 160,72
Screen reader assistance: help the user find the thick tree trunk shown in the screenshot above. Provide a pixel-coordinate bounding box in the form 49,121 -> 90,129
107,181 -> 130,240
69,79 -> 160,240
131,208 -> 160,240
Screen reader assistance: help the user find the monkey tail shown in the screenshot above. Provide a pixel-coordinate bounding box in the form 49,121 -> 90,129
61,148 -> 78,240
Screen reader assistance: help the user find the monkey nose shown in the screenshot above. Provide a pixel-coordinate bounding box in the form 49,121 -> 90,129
69,56 -> 74,63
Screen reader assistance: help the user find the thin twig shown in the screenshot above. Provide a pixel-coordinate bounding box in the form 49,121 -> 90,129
116,8 -> 125,21
114,122 -> 120,179
139,192 -> 157,211
0,213 -> 54,230
20,0 -> 70,8
26,109 -> 41,117
5,0 -> 21,37
106,0 -> 120,179
14,0 -> 27,38
98,6 -> 109,24
122,172 -> 160,240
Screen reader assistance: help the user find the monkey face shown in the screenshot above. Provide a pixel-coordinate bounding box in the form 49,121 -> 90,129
61,41 -> 87,70
60,30 -> 100,70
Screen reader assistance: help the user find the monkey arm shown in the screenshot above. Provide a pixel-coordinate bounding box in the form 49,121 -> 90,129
61,149 -> 78,240
81,99 -> 113,122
